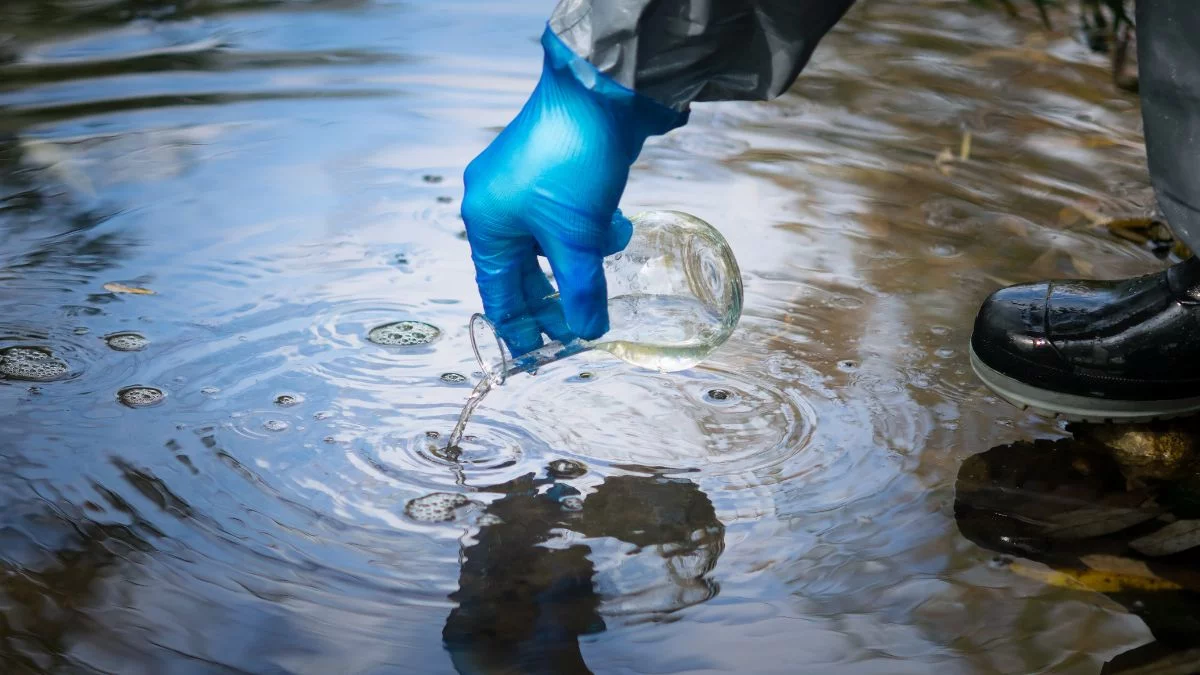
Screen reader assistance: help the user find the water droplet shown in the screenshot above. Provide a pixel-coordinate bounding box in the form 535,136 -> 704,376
274,394 -> 303,407
263,419 -> 289,432
117,386 -> 165,408
367,321 -> 441,347
404,492 -> 468,522
440,372 -> 468,384
0,347 -> 70,382
104,332 -> 149,352
547,459 -> 587,479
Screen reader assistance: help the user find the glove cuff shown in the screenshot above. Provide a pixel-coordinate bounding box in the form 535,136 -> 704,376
541,25 -> 688,148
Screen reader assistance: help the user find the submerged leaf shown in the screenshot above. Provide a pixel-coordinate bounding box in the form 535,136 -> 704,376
1131,520 -> 1200,557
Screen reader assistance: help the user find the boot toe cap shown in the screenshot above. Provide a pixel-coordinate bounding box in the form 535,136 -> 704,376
971,282 -> 1066,375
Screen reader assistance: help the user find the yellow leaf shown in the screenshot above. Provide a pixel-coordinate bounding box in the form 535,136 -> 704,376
103,283 -> 155,295
1010,561 -> 1182,593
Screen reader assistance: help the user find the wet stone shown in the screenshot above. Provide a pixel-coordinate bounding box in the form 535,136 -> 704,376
440,372 -> 468,384
104,332 -> 149,352
405,492 -> 469,523
118,386 -> 165,408
263,420 -> 289,432
0,347 -> 70,382
548,459 -> 587,479
274,394 -> 303,407
367,321 -> 441,347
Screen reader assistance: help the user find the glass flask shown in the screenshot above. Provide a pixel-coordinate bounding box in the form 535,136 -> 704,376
471,210 -> 743,385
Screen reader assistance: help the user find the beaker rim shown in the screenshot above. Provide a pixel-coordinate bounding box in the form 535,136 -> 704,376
469,313 -> 509,386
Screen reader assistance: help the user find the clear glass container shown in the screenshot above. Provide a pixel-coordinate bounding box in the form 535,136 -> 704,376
471,210 -> 743,385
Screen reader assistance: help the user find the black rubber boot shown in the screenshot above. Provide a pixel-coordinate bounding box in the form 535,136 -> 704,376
970,257 -> 1200,422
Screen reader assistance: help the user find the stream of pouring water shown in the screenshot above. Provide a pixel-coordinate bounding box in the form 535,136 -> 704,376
446,378 -> 493,449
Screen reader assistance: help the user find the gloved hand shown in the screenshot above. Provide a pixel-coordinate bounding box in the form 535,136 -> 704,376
461,25 -> 688,357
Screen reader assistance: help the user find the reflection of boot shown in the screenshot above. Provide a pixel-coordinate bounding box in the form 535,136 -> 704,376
969,257 -> 1200,422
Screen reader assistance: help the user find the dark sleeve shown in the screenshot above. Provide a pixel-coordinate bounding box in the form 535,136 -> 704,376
549,0 -> 857,110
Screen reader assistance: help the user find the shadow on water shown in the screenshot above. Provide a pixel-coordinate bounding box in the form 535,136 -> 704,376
955,421 -> 1200,673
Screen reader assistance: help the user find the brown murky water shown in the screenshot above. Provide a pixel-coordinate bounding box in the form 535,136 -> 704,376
0,0 -> 1187,672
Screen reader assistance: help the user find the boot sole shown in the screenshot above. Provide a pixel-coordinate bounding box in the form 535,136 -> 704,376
969,346 -> 1200,423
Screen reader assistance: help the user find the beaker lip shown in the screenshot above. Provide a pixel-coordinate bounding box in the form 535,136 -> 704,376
470,313 -> 509,386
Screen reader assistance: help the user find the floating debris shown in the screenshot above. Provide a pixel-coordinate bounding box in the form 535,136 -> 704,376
0,347 -> 70,382
103,282 -> 155,295
367,321 -> 441,347
118,386 -> 165,408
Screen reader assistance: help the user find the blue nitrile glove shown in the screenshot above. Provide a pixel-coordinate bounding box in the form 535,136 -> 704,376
461,25 -> 688,357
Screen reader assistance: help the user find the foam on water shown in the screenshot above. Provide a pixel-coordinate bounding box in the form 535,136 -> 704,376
104,332 -> 149,351
367,321 -> 441,347
0,346 -> 70,381
405,492 -> 469,523
117,385 -> 165,408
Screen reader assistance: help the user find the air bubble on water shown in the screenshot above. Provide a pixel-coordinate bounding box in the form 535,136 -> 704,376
404,492 -> 469,523
201,386 -> 220,396
561,497 -> 584,512
422,174 -> 443,184
837,360 -> 858,371
104,332 -> 149,351
367,321 -> 441,347
274,394 -> 303,407
263,419 -> 289,432
440,372 -> 468,384
73,327 -> 89,335
117,386 -> 165,408
425,431 -> 440,439
0,347 -> 70,382
476,513 -> 502,526
930,325 -> 951,336
934,347 -> 955,359
704,388 -> 740,405
547,459 -> 587,479
323,435 -> 337,444
989,555 -> 1013,569
577,372 -> 594,380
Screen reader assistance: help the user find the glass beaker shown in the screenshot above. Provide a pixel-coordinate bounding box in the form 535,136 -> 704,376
471,210 -> 743,385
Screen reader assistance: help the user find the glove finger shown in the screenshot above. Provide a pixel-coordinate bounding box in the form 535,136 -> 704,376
603,208 -> 634,256
540,238 -> 609,341
471,242 -> 545,356
521,255 -> 575,344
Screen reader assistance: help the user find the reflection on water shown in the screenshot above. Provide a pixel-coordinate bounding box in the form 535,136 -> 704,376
0,0 -> 1185,671
956,422 -> 1200,673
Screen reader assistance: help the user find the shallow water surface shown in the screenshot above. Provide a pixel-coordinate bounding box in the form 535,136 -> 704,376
0,0 -> 1177,672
